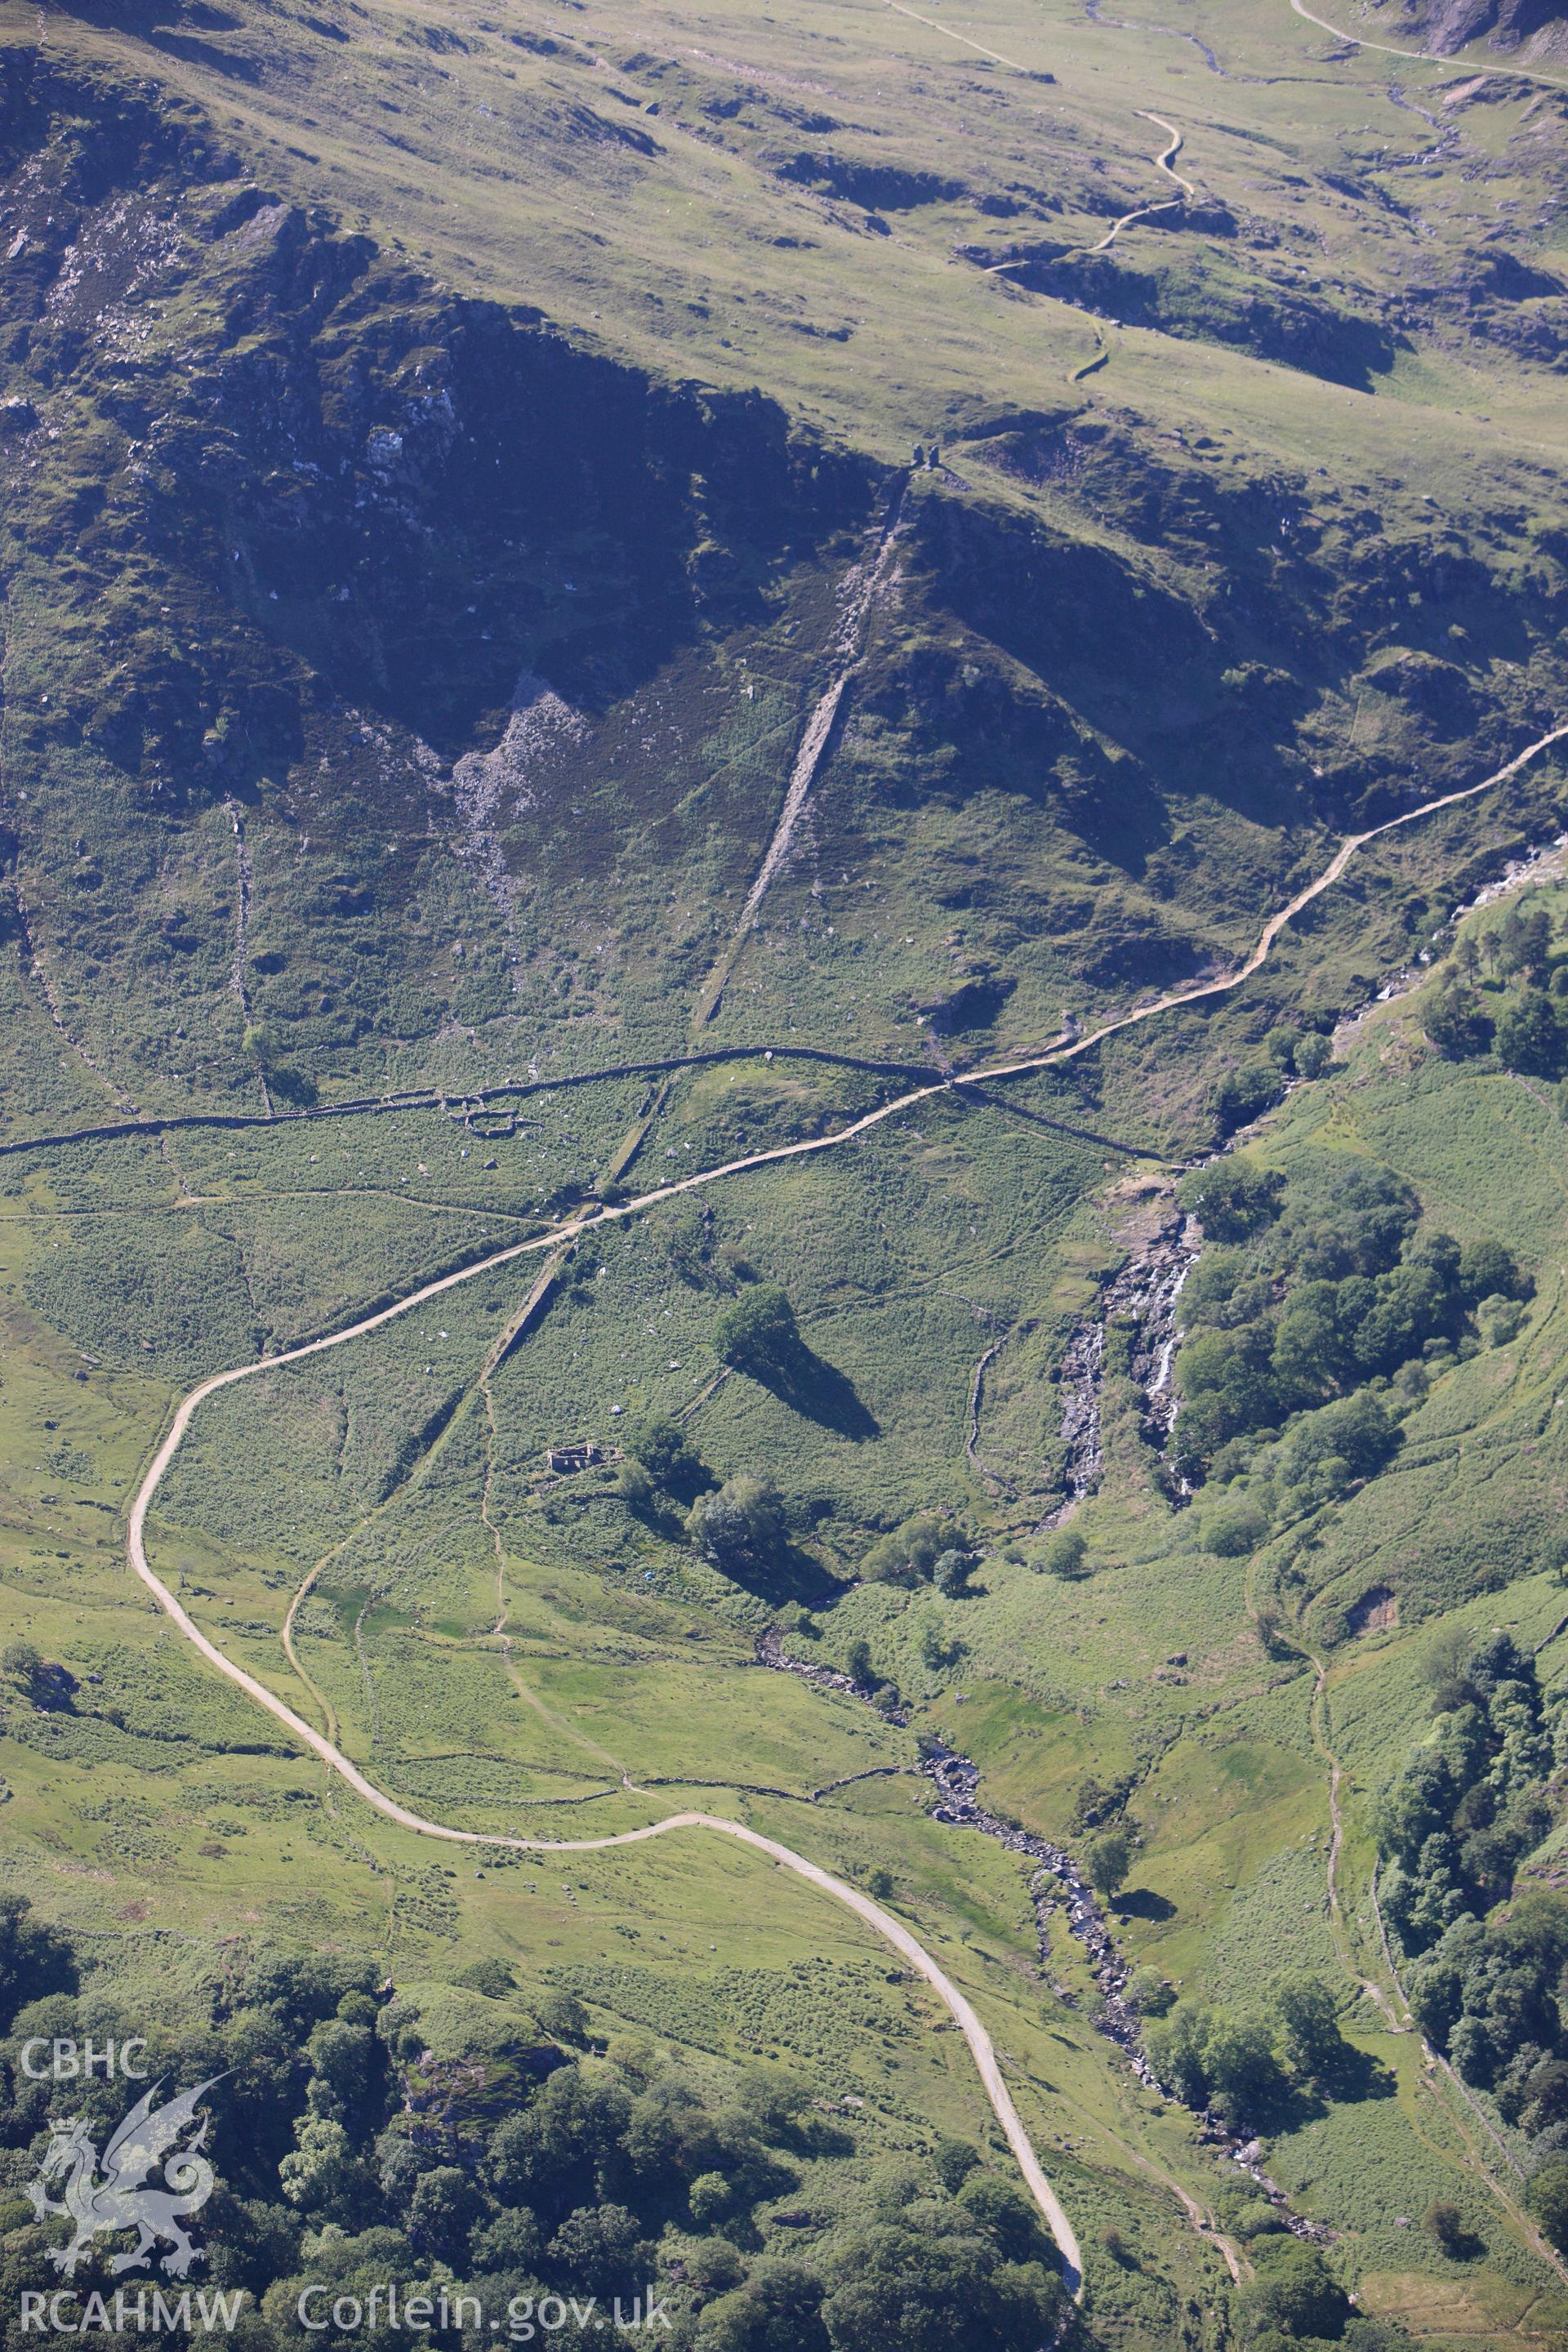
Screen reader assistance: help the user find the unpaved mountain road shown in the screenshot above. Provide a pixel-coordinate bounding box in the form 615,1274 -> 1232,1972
128,1403 -> 1085,2291
1288,0 -> 1568,92
124,718 -> 1568,2304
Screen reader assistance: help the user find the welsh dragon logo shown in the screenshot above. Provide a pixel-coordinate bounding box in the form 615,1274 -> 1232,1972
28,2076 -> 222,2278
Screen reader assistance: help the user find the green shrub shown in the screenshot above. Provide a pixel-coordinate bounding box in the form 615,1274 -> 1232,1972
1205,1499 -> 1267,1557
1036,1527 -> 1088,1579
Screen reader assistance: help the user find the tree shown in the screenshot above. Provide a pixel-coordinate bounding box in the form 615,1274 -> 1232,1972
1421,981 -> 1491,1059
1238,2239 -> 1350,2341
1279,1389 -> 1399,1493
1082,1829 -> 1131,1901
1496,904 -> 1552,980
1038,1528 -> 1088,1579
1178,1160 -> 1285,1242
863,1512 -> 965,1586
1270,1280 -> 1353,1404
1145,2004 -> 1212,2106
615,1458 -> 657,1512
625,1413 -> 712,1500
277,2115 -> 376,2225
1458,1237 -> 1526,1306
1294,1031 -> 1332,1081
844,1637 -> 874,1687
688,2170 -> 735,2228
933,1548 -> 973,1597
698,2260 -> 830,2352
1529,2156 -> 1568,2252
1423,2198 -> 1464,2252
0,1892 -> 75,2029
714,1284 -> 799,1379
820,2217 -> 1059,2352
931,2138 -> 981,2193
537,1989 -> 590,2042
1205,1499 -> 1267,1558
916,1613 -> 950,1672
1201,2010 -> 1281,2125
408,2164 -> 483,2261
1125,1966 -> 1175,2017
0,1639 -> 42,1690
471,2208 -> 543,2274
303,2017 -> 375,2120
546,2202 -> 648,2293
487,2065 -> 632,2206
1495,989 -> 1564,1078
1272,1972 -> 1345,2087
687,1476 -> 788,1579
956,2172 -> 1054,2265
1209,1061 -> 1287,1135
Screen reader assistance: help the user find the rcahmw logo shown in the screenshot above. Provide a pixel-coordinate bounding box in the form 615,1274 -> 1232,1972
26,2065 -> 223,2283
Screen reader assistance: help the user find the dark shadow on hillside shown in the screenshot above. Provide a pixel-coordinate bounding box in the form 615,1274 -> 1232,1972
1117,1886 -> 1176,1922
956,1083 -> 1161,1159
750,1343 -> 880,1441
723,1545 -> 848,1611
1242,2040 -> 1398,2142
1316,2039 -> 1397,2108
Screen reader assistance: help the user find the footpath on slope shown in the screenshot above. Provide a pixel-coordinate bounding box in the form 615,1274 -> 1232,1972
987,111 -> 1194,278
123,719 -> 1568,2305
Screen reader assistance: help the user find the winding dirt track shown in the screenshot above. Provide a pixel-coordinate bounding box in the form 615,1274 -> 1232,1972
1288,0 -> 1568,91
987,109 -> 1194,278
128,1400 -> 1085,2289
124,719 -> 1568,2302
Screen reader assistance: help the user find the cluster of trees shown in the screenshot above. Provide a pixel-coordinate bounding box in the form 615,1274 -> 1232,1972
1144,1972 -> 1352,2132
0,1904 -> 1063,2352
687,1477 -> 790,1581
1172,1151 -> 1526,1490
615,1415 -> 793,1585
1406,1883 -> 1568,2255
1376,1637 -> 1568,2194
616,1427 -> 978,1614
1377,1632 -> 1561,1949
1207,1024 -> 1334,1138
1421,899 -> 1568,1077
1234,2233 -> 1409,2352
1376,1633 -> 1568,2246
860,1512 -> 976,1596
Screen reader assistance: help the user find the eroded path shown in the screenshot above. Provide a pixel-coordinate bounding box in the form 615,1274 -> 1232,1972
987,110 -> 1195,278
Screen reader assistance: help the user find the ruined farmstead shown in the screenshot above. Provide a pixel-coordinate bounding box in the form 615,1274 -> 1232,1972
546,1441 -> 604,1474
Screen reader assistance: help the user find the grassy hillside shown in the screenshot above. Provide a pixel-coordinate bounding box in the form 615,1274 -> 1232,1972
6,0 -> 1568,2345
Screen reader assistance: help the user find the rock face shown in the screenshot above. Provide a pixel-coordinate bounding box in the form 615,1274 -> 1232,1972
1374,0 -> 1568,51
